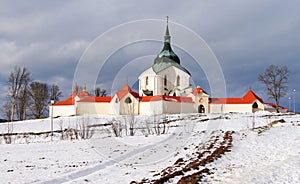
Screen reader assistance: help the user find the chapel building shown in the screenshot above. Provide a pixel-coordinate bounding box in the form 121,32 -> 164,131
50,20 -> 287,117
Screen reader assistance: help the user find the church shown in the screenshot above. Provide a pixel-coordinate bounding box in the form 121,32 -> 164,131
50,21 -> 286,117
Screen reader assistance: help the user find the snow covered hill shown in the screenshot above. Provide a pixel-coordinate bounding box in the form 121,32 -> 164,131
0,112 -> 299,183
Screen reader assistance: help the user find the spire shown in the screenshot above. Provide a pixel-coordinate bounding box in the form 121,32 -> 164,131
122,79 -> 131,91
83,83 -> 86,91
154,16 -> 181,64
164,16 -> 170,43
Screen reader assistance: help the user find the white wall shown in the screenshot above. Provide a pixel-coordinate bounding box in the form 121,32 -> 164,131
138,66 -> 191,96
138,67 -> 156,96
140,101 -> 163,115
77,102 -> 112,115
163,101 -> 195,114
210,104 -> 253,113
191,93 -> 210,113
140,101 -> 194,115
49,105 -> 76,117
111,94 -> 139,115
156,66 -> 190,96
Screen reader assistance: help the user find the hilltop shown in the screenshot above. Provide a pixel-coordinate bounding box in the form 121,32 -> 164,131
0,112 -> 299,183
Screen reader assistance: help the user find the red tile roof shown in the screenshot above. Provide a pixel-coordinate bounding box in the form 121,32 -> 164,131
264,103 -> 288,110
78,91 -> 90,98
210,90 -> 263,104
116,82 -> 139,100
243,90 -> 263,103
192,87 -> 208,95
51,93 -> 76,106
141,95 -> 193,103
77,96 -> 112,103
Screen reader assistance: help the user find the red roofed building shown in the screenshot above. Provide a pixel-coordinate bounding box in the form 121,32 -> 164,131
49,20 -> 282,117
111,82 -> 140,115
209,89 -> 265,113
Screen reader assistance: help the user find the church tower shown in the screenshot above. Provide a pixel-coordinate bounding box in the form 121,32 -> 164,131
138,17 -> 192,97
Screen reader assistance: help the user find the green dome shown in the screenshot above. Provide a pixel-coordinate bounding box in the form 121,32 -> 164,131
152,19 -> 190,75
157,42 -> 180,64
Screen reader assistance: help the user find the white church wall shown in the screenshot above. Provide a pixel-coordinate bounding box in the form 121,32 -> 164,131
111,96 -> 120,115
157,66 -> 190,96
256,100 -> 265,110
193,94 -> 210,113
140,101 -> 163,115
138,67 -> 156,96
163,101 -> 195,114
77,102 -> 112,115
119,94 -> 139,115
210,104 -> 253,113
50,105 -> 76,117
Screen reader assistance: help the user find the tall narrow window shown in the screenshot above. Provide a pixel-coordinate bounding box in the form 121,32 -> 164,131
145,76 -> 148,86
164,75 -> 167,86
177,75 -> 180,86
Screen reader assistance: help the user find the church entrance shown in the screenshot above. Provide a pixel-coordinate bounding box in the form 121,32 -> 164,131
198,105 -> 205,113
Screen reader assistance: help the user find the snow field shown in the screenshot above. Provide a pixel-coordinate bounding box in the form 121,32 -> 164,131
0,112 -> 299,183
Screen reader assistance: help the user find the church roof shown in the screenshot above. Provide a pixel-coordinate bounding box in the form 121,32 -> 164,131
242,89 -> 263,102
152,18 -> 190,75
156,43 -> 181,64
78,91 -> 90,98
210,89 -> 263,104
51,93 -> 76,106
155,18 -> 181,65
141,95 -> 193,103
116,82 -> 139,100
77,96 -> 112,103
152,57 -> 190,75
264,103 -> 288,110
192,86 -> 208,95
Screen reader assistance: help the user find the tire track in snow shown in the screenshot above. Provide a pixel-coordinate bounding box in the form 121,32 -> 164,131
42,133 -> 182,184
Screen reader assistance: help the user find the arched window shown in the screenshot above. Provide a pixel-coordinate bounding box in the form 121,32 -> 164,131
177,75 -> 180,86
125,97 -> 132,104
164,75 -> 167,86
252,102 -> 258,108
145,76 -> 148,86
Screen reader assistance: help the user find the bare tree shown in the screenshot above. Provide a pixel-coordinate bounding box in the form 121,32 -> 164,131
16,86 -> 29,120
28,81 -> 49,119
95,87 -> 107,97
7,66 -> 31,121
49,84 -> 62,102
1,102 -> 12,122
258,65 -> 289,112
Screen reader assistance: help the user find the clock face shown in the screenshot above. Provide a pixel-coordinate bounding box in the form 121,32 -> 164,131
199,98 -> 204,103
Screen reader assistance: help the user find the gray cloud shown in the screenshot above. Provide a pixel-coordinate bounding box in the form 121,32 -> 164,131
1,0 -> 300,117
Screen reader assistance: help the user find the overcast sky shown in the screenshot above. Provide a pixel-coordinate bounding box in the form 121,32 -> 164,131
1,0 -> 300,117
